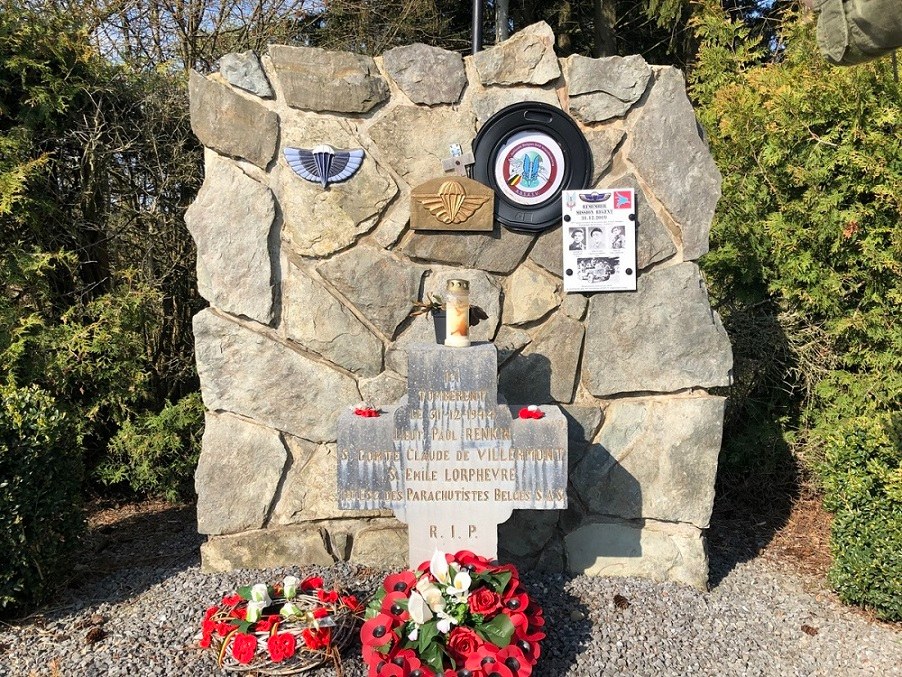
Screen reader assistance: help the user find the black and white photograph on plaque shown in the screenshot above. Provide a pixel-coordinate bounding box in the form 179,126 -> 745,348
568,227 -> 586,251
562,188 -> 637,292
587,227 -> 605,250
577,257 -> 621,283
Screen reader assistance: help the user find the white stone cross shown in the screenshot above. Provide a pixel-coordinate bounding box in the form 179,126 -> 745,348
337,343 -> 567,566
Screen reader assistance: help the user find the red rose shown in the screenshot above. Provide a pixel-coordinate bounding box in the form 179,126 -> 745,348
301,576 -> 324,591
446,626 -> 485,664
302,627 -> 332,651
267,631 -> 297,662
231,632 -> 257,664
468,588 -> 502,616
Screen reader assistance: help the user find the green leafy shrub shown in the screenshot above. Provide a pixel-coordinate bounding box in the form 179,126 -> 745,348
691,4 -> 902,618
0,384 -> 82,613
820,415 -> 902,620
99,392 -> 205,502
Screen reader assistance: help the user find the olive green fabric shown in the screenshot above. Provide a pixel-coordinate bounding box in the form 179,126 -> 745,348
815,0 -> 902,64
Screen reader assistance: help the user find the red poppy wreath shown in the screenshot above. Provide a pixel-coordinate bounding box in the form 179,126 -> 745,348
361,550 -> 544,677
198,575 -> 364,674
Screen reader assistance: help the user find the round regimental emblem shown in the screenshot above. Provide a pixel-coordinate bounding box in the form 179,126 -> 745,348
473,102 -> 592,233
494,131 -> 566,206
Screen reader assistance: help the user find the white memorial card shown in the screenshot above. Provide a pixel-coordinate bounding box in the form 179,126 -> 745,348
562,188 -> 637,293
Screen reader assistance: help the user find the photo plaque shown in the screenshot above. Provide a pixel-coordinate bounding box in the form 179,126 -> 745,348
562,188 -> 637,292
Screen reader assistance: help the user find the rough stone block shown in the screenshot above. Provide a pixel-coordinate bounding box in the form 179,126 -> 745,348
499,509 -> 559,558
271,438 -> 390,525
278,111 -> 397,257
472,21 -> 561,86
200,524 -> 334,572
586,127 -> 625,185
565,518 -> 708,589
470,86 -> 560,126
194,309 -> 360,442
582,263 -> 732,396
494,325 -> 532,366
499,313 -> 585,403
402,225 -> 533,275
564,54 -> 651,122
503,263 -> 560,325
528,224 -> 563,278
317,244 -> 426,339
571,396 -> 725,527
219,51 -> 273,98
560,293 -> 587,320
195,412 -> 287,535
383,44 -> 466,105
269,45 -> 388,113
350,523 -> 409,570
185,152 -> 274,324
358,370 -> 408,405
188,70 -> 278,169
367,105 -> 476,188
560,404 -> 603,469
626,67 -> 721,260
283,260 -> 383,377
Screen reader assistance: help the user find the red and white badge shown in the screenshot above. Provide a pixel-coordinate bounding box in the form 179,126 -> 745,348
493,131 -> 566,207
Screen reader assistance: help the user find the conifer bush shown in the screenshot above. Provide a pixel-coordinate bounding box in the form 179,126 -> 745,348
691,5 -> 901,618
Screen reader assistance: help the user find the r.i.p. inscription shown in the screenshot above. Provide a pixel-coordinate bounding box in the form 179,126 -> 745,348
337,343 -> 567,566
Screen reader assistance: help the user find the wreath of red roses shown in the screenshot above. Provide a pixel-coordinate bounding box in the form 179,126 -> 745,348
361,551 -> 544,677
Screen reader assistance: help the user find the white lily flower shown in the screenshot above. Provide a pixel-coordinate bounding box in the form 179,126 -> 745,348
407,590 -> 434,626
282,575 -> 299,599
250,583 -> 272,606
430,549 -> 450,584
246,600 -> 266,623
446,570 -> 471,600
422,584 -> 445,612
280,601 -> 301,618
435,608 -> 458,634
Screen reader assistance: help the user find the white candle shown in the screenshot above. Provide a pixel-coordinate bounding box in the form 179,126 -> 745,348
444,279 -> 470,347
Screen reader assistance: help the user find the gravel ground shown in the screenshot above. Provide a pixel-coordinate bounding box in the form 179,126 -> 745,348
0,508 -> 899,677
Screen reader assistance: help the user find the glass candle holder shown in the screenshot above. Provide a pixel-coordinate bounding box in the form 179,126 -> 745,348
444,279 -> 471,347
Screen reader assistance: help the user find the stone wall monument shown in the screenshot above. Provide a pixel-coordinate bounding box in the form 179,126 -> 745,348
187,22 -> 732,589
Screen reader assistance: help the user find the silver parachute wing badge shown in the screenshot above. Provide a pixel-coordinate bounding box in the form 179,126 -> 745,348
284,144 -> 364,188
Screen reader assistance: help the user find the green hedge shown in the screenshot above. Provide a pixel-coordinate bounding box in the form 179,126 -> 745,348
820,415 -> 902,620
0,384 -> 83,613
691,5 -> 901,618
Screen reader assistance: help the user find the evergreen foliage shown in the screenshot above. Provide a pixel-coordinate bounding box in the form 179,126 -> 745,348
692,4 -> 902,619
0,384 -> 82,613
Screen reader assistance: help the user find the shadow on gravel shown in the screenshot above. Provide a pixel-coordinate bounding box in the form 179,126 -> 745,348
520,572 -> 592,677
706,427 -> 800,589
57,501 -> 203,610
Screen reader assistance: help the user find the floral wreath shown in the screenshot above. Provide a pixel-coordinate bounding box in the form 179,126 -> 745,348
361,550 -> 544,677
199,575 -> 363,674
